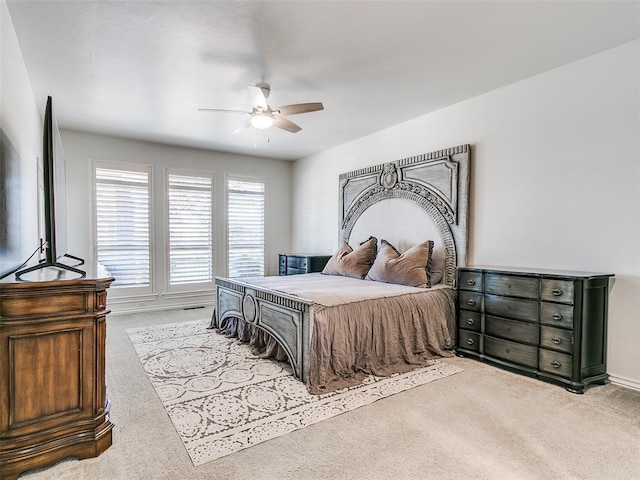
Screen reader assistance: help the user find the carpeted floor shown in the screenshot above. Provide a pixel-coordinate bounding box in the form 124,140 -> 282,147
126,319 -> 462,465
21,306 -> 640,480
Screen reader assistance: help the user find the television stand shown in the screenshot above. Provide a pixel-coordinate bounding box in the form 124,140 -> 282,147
0,264 -> 114,480
14,254 -> 86,280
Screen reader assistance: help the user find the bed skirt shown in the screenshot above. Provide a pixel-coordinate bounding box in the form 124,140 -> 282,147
212,313 -> 290,363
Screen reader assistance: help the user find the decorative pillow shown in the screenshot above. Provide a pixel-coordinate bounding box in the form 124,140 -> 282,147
365,239 -> 434,288
321,237 -> 378,279
429,248 -> 445,285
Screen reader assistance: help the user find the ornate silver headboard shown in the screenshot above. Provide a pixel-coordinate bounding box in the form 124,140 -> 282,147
339,144 -> 470,286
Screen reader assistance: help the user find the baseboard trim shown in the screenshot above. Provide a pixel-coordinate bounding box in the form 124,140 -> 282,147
609,375 -> 640,392
109,300 -> 214,315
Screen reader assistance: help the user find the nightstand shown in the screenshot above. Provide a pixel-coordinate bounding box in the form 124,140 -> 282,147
278,254 -> 331,275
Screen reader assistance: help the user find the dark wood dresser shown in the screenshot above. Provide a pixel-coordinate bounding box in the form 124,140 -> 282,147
456,266 -> 613,393
0,264 -> 115,480
278,254 -> 331,276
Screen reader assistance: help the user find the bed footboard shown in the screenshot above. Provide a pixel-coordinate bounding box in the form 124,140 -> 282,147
214,277 -> 314,383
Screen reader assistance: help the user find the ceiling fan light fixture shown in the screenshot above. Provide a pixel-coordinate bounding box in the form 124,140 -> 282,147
250,112 -> 274,129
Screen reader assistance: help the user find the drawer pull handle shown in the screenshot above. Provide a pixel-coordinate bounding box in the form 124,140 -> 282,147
467,299 -> 476,306
552,289 -> 563,296
552,337 -> 562,345
551,360 -> 561,368
466,318 -> 475,325
466,338 -> 474,345
552,313 -> 563,321
467,279 -> 476,286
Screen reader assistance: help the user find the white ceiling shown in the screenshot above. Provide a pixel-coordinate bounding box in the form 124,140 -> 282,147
7,1 -> 640,161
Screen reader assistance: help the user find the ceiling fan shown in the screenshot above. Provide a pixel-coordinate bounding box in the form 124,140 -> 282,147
199,84 -> 324,134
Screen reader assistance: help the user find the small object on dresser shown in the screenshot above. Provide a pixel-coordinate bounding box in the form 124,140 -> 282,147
279,253 -> 332,275
456,266 -> 614,394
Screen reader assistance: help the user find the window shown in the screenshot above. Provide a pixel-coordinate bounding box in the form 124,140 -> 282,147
226,176 -> 265,277
93,164 -> 151,288
167,171 -> 214,286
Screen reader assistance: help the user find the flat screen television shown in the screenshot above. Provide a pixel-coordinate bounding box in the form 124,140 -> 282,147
15,96 -> 85,279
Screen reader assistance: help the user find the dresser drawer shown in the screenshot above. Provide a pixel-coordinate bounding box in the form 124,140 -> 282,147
541,279 -> 574,304
540,326 -> 573,354
286,267 -> 308,276
458,330 -> 480,352
287,256 -> 308,269
485,315 -> 539,345
459,270 -> 482,292
484,336 -> 538,369
540,303 -> 574,329
484,294 -> 539,322
459,311 -> 481,332
485,273 -> 538,299
459,291 -> 482,312
539,349 -> 572,378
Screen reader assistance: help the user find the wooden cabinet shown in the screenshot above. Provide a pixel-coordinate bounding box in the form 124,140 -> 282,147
456,266 -> 613,393
0,265 -> 114,480
278,254 -> 331,276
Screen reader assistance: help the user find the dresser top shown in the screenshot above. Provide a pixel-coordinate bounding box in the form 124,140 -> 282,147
1,262 -> 114,287
279,253 -> 332,258
458,265 -> 614,279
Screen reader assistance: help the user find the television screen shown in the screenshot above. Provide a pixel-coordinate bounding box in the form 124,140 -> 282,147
44,96 -> 68,263
14,96 -> 84,279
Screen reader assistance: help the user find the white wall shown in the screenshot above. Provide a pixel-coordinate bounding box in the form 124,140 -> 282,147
291,40 -> 640,388
62,130 -> 292,312
0,1 -> 41,276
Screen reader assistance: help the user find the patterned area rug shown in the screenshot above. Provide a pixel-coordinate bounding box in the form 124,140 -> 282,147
127,319 -> 463,466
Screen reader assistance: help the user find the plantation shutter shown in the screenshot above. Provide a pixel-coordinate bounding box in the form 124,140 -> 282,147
95,166 -> 151,288
168,172 -> 214,285
227,177 -> 265,277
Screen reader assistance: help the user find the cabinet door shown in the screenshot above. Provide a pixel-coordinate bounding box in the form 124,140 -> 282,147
459,311 -> 481,332
539,349 -> 572,378
286,256 -> 308,270
485,273 -> 538,299
540,303 -> 574,329
458,330 -> 481,352
459,291 -> 482,312
540,326 -> 573,354
541,279 -> 575,304
484,294 -> 539,322
2,319 -> 95,436
485,315 -> 539,345
459,270 -> 482,291
484,336 -> 538,369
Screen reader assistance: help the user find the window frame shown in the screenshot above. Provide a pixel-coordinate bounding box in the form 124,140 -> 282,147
224,173 -> 267,278
164,168 -> 215,293
91,159 -> 154,295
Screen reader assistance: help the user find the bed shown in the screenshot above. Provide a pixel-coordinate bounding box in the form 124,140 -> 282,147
212,144 -> 470,393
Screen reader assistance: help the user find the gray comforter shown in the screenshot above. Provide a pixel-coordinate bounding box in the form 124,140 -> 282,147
216,273 -> 456,394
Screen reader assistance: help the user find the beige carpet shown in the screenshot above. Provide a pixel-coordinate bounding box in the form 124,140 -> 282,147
20,307 -> 640,480
126,319 -> 462,466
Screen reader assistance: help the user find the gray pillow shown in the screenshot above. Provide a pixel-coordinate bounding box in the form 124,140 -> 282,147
321,237 -> 377,279
365,239 -> 434,288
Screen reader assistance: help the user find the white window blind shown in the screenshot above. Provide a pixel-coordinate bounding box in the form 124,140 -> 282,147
227,177 -> 265,277
167,172 -> 213,285
94,166 -> 151,288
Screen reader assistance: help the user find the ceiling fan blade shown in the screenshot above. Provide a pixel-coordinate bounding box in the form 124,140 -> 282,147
198,108 -> 250,114
275,102 -> 324,116
232,118 -> 253,134
273,116 -> 301,133
248,86 -> 269,110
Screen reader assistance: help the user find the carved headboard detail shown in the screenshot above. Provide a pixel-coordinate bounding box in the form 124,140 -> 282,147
339,144 -> 470,287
